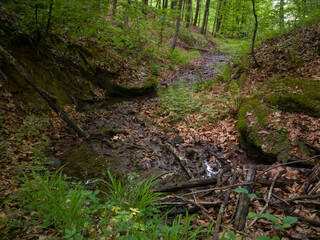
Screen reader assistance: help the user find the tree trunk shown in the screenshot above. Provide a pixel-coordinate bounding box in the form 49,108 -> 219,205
0,45 -> 86,138
193,0 -> 201,26
200,0 -> 210,34
112,0 -> 117,19
214,0 -> 225,37
186,0 -> 192,28
124,0 -> 132,26
171,0 -> 177,9
251,0 -> 259,67
171,0 -> 183,50
279,0 -> 285,31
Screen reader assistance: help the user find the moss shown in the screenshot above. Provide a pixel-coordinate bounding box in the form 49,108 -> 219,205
108,76 -> 158,97
237,76 -> 320,164
264,77 -> 320,117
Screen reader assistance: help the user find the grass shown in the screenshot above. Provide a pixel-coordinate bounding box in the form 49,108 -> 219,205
213,38 -> 250,55
17,169 -> 100,236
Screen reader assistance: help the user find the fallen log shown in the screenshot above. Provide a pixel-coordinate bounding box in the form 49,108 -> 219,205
155,173 -> 230,192
181,45 -> 210,52
0,45 -> 86,138
234,166 -> 256,231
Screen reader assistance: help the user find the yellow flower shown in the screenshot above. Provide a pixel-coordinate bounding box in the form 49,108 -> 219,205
111,206 -> 120,214
129,208 -> 140,219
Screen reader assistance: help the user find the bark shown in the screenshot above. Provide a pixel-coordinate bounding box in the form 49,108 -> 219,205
111,0 -> 117,19
0,45 -> 86,138
302,161 -> 320,192
251,0 -> 259,67
155,174 -> 222,192
234,166 -> 256,231
200,0 -> 210,34
185,0 -> 192,28
279,0 -> 285,31
214,0 -> 225,37
171,0 -> 183,50
193,0 -> 200,26
124,0 -> 132,26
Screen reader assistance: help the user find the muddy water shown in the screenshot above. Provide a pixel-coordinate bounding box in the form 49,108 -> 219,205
59,53 -> 232,185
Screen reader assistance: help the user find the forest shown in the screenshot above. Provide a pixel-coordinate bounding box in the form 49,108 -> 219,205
0,0 -> 320,239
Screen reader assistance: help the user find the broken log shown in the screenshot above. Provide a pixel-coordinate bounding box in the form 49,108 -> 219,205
0,45 -> 86,138
155,174 -> 229,192
234,166 -> 256,231
302,161 -> 320,192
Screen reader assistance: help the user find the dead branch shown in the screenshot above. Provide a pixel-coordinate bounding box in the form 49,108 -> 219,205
256,155 -> 320,178
270,192 -> 320,205
172,195 -> 214,221
302,161 -> 320,192
165,142 -> 193,179
181,182 -> 253,197
181,45 -> 209,52
234,166 -> 256,231
246,171 -> 279,231
213,170 -> 236,239
155,174 -> 225,192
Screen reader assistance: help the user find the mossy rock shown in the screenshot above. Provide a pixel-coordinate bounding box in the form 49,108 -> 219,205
238,77 -> 319,164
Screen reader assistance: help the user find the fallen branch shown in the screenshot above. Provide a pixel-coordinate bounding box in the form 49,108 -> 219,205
172,195 -> 214,221
281,206 -> 320,227
165,142 -> 193,179
245,171 -> 279,231
234,166 -> 256,231
0,45 -> 86,138
213,170 -> 236,239
181,181 -> 251,197
302,161 -> 320,192
181,45 -> 209,52
256,155 -> 320,178
270,192 -> 320,205
155,172 -> 231,193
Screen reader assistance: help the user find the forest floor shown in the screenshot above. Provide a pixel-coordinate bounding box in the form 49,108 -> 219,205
1,23 -> 320,239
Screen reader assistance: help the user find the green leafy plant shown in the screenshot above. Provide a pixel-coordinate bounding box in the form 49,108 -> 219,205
150,63 -> 161,76
17,169 -> 100,236
100,171 -> 161,216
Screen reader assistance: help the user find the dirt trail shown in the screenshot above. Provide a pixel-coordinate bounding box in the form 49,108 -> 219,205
53,52 -> 236,186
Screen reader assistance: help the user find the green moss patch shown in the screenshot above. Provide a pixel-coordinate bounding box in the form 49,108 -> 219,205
238,77 -> 320,164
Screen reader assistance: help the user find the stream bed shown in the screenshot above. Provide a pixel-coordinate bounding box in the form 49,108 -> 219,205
52,52 -> 247,187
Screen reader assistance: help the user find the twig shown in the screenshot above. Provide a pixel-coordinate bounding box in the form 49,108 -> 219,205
213,170 -> 236,239
165,142 -> 193,179
270,192 -> 320,205
172,195 -> 214,222
181,182 -> 253,197
245,171 -> 279,231
256,155 -> 320,178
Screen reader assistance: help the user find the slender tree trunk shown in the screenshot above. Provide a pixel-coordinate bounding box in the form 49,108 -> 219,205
279,0 -> 285,31
171,0 -> 183,50
124,0 -> 131,26
186,0 -> 192,28
251,0 -> 259,67
112,0 -> 117,19
201,0 -> 210,34
193,0 -> 200,26
214,0 -> 225,37
171,0 -> 177,9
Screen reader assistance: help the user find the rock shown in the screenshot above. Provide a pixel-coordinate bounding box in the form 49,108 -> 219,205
172,136 -> 184,145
